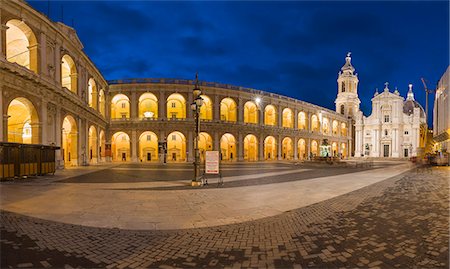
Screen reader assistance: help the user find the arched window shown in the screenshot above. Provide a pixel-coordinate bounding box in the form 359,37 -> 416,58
88,78 -> 98,109
61,55 -> 77,93
244,101 -> 258,124
7,97 -> 40,144
6,19 -> 38,73
298,112 -> 306,130
139,93 -> 158,119
220,98 -> 237,122
199,95 -> 213,120
167,93 -> 186,119
282,108 -> 293,128
111,94 -> 130,119
264,105 -> 277,126
341,82 -> 346,92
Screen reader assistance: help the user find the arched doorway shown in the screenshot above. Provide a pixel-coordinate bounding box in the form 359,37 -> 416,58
61,54 -> 77,93
111,94 -> 130,119
88,78 -> 98,110
112,132 -> 130,161
322,117 -> 330,135
99,130 -> 106,162
298,112 -> 307,130
7,97 -> 40,144
88,126 -> 98,163
244,134 -> 258,161
6,19 -> 38,73
311,114 -> 319,132
98,89 -> 106,117
139,93 -> 158,119
167,93 -> 186,119
220,133 -> 236,161
220,98 -> 237,122
311,140 -> 319,157
282,108 -> 293,128
244,101 -> 258,124
298,139 -> 306,160
62,115 -> 78,166
199,95 -> 213,120
139,131 -> 158,162
264,105 -> 277,126
167,131 -> 186,162
341,143 -> 347,158
264,136 -> 277,160
332,120 -> 339,135
282,137 -> 293,160
198,132 -> 213,162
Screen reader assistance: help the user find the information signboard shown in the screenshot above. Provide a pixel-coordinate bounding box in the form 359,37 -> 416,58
205,151 -> 219,174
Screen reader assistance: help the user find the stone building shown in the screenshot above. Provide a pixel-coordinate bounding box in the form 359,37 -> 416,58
433,66 -> 450,152
1,0 -> 352,166
354,82 -> 427,158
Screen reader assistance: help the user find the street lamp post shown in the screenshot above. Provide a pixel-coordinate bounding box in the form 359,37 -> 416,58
191,73 -> 204,186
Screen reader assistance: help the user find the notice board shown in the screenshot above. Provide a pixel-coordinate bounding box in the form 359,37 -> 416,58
205,151 -> 219,174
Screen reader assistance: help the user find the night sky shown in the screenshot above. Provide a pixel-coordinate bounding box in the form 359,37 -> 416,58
28,1 -> 449,124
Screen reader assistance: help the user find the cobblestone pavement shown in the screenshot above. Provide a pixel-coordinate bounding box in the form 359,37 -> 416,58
1,167 -> 448,268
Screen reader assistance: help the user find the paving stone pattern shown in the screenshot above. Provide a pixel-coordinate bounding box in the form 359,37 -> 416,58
1,168 -> 449,268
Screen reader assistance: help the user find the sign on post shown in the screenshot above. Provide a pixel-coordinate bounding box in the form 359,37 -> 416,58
205,151 -> 219,174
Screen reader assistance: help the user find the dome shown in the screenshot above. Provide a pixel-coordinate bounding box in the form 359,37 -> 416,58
403,99 -> 425,118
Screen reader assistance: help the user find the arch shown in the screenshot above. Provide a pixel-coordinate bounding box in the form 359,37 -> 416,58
282,108 -> 293,128
341,82 -> 346,92
311,140 -> 319,157
341,142 -> 347,158
111,94 -> 130,119
167,131 -> 186,162
88,125 -> 98,163
297,139 -> 306,160
167,93 -> 186,119
7,97 -> 40,144
244,134 -> 258,161
198,132 -> 213,162
199,95 -> 213,120
332,120 -> 339,135
244,101 -> 258,124
298,112 -> 307,130
282,137 -> 293,160
311,114 -> 319,132
62,115 -> 78,166
341,123 -> 347,136
264,136 -> 277,160
139,131 -> 158,162
88,78 -> 98,110
6,19 -> 38,73
112,132 -> 130,161
139,93 -> 158,119
340,104 -> 345,115
99,130 -> 106,161
61,54 -> 77,93
264,105 -> 277,126
322,117 -> 330,134
220,133 -> 236,161
98,89 -> 106,117
220,98 -> 237,122
332,142 -> 338,157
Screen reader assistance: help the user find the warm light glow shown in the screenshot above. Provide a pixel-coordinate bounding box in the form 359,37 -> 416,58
143,111 -> 154,118
220,133 -> 236,161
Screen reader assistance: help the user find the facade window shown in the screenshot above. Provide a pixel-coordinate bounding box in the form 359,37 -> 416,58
121,102 -> 126,109
384,115 -> 390,123
340,105 -> 345,115
172,134 -> 176,141
121,135 -> 126,141
147,135 -> 151,141
341,82 -> 346,92
121,113 -> 126,119
366,131 -> 370,136
404,131 -> 409,135
385,129 -> 388,136
171,102 -> 176,108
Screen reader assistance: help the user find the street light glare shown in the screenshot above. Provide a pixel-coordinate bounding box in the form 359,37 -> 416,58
255,97 -> 261,104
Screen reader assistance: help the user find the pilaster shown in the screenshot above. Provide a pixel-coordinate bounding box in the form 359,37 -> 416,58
159,91 -> 165,119
131,129 -> 137,162
41,99 -> 48,144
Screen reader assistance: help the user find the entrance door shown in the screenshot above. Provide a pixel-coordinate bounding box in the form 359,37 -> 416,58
147,152 -> 151,161
404,149 -> 408,157
122,152 -> 126,161
383,145 -> 389,157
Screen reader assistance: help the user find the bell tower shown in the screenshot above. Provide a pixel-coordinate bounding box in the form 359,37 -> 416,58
335,52 -> 361,118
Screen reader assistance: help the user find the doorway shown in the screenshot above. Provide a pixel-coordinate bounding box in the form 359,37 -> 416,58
383,145 -> 389,157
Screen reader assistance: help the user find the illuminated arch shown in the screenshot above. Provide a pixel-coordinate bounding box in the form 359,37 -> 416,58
311,140 -> 319,157
198,132 -> 213,162
139,131 -> 158,162
167,131 -> 186,162
88,78 -> 98,110
341,143 -> 347,158
112,132 -> 130,161
62,115 -> 78,166
311,114 -> 319,132
298,112 -> 306,130
7,97 -> 40,144
322,117 -> 329,134
167,93 -> 186,119
111,94 -> 130,119
61,54 -> 77,93
88,125 -> 98,163
332,120 -> 339,135
297,139 -> 306,160
99,130 -> 106,161
220,98 -> 237,122
264,136 -> 277,160
264,105 -> 277,126
98,89 -> 106,117
220,133 -> 236,161
244,101 -> 258,124
244,134 -> 258,161
139,93 -> 158,119
341,123 -> 347,136
199,95 -> 213,120
6,19 -> 38,73
332,142 -> 338,157
282,108 -> 293,128
282,137 -> 293,160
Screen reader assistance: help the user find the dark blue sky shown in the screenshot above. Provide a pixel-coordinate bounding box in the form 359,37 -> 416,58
29,1 -> 449,123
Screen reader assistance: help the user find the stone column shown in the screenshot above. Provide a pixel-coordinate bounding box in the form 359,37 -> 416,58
159,91 -> 165,119
131,130 -> 137,162
294,109 -> 298,130
39,33 -> 47,77
130,91 -> 137,119
214,131 -> 219,151
294,136 -> 298,160
0,87 -> 4,141
41,99 -> 48,145
54,45 -> 61,84
214,95 -> 220,121
187,92 -> 193,119
307,138 -> 311,160
259,107 -> 264,126
159,130 -> 166,163
188,131 -> 194,162
238,98 -> 243,123
0,21 -> 7,59
259,133 -> 264,160
278,134 -> 282,160
55,106 -> 62,167
278,105 -> 282,127
238,132 -> 244,161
